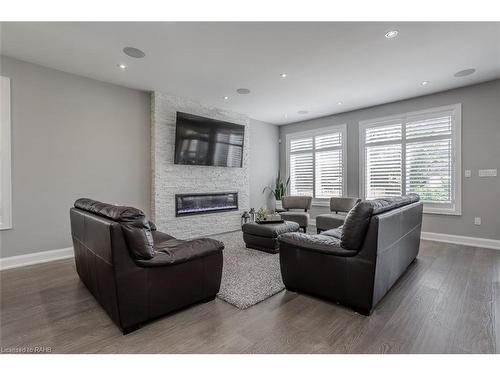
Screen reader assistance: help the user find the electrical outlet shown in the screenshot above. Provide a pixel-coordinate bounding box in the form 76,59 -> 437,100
478,169 -> 497,177
464,169 -> 471,178
474,217 -> 481,225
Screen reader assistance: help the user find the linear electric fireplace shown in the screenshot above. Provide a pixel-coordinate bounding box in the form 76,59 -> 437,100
175,192 -> 238,217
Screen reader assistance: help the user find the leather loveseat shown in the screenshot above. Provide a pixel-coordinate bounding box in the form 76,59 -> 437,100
70,198 -> 224,333
278,194 -> 423,315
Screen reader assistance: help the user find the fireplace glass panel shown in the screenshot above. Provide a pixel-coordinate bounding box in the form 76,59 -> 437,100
175,192 -> 238,216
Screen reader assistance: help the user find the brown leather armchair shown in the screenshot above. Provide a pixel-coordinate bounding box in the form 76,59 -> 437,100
279,196 -> 312,232
70,198 -> 223,333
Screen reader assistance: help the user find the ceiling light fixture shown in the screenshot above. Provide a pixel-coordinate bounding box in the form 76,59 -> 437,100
337,101 -> 343,105
385,30 -> 399,39
421,81 -> 430,86
117,63 -> 128,70
236,88 -> 251,95
123,47 -> 146,58
223,96 -> 229,100
454,68 -> 476,77
280,73 -> 288,78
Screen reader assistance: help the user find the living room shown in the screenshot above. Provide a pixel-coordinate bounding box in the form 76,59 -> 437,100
1,1 -> 500,372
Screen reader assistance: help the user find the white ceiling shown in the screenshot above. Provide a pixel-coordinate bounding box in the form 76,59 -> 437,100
1,22 -> 499,125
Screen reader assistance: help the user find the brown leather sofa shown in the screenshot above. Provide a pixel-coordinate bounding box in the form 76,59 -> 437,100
278,194 -> 422,315
70,198 -> 224,333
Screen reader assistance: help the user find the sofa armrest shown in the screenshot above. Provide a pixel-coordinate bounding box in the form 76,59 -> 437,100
278,232 -> 358,257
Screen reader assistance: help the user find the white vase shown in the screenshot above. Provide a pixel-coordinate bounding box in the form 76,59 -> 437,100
275,200 -> 283,210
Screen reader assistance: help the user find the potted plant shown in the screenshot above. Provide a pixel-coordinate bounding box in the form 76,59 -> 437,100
262,171 -> 290,210
256,207 -> 268,221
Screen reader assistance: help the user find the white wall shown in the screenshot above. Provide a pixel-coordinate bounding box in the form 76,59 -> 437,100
279,80 -> 500,240
249,119 -> 280,211
0,56 -> 280,258
0,56 -> 152,258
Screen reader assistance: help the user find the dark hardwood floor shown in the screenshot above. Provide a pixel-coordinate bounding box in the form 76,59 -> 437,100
1,239 -> 499,353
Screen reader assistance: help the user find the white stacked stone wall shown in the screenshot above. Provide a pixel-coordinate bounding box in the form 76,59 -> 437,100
151,92 -> 250,238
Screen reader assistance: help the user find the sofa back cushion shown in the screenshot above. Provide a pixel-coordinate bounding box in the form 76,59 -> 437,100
340,201 -> 374,250
74,198 -> 155,260
340,194 -> 420,250
282,196 -> 312,211
370,194 -> 420,215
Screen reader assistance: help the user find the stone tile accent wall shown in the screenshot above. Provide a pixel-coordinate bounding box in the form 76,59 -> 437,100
151,92 -> 250,239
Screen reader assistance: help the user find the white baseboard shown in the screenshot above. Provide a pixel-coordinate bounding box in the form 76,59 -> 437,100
0,247 -> 74,271
420,231 -> 500,250
313,221 -> 499,250
1,231 -> 498,271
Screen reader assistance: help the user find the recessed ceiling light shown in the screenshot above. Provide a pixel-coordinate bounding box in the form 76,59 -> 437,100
117,63 -> 127,70
454,68 -> 476,77
385,30 -> 399,39
337,101 -> 343,105
123,47 -> 146,58
223,96 -> 229,100
421,81 -> 430,86
280,73 -> 288,78
297,110 -> 309,115
236,88 -> 251,95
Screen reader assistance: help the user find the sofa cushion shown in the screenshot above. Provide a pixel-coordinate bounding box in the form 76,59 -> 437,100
279,232 -> 358,257
340,201 -> 374,250
136,238 -> 224,267
74,198 -> 155,260
120,219 -> 156,260
242,221 -> 300,238
321,227 -> 343,239
152,230 -> 175,243
316,213 -> 346,230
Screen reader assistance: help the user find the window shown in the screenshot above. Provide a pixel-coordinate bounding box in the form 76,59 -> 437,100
286,125 -> 346,203
0,76 -> 12,230
359,104 -> 461,215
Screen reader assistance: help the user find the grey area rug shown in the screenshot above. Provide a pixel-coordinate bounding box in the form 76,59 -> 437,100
209,231 -> 285,309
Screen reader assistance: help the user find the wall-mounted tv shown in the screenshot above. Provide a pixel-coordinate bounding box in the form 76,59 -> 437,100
174,112 -> 245,168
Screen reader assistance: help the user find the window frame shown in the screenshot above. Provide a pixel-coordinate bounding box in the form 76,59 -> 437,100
359,103 -> 462,216
0,76 -> 12,230
285,124 -> 347,206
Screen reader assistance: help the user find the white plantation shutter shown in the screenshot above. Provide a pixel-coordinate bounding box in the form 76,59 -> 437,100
360,104 -> 461,215
364,120 -> 403,199
290,152 -> 314,196
406,139 -> 452,202
366,143 -> 402,198
287,125 -> 346,200
315,149 -> 343,198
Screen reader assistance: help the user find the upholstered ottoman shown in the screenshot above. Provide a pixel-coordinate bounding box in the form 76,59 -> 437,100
242,221 -> 300,253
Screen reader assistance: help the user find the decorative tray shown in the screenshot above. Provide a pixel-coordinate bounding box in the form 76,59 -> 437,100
255,219 -> 285,224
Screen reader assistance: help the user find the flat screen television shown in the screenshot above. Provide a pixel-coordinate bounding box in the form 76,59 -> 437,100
174,112 -> 245,168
